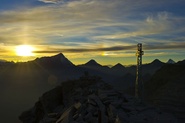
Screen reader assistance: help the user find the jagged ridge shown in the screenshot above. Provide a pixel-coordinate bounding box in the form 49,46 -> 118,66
19,76 -> 177,123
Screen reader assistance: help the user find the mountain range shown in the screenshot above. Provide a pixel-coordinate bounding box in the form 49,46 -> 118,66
0,53 -> 183,123
18,54 -> 185,123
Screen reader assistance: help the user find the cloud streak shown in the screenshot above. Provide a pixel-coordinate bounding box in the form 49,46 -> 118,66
38,0 -> 62,4
33,43 -> 185,53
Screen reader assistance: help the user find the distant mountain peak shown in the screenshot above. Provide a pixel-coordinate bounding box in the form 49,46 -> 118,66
85,59 -> 101,66
150,59 -> 164,66
52,53 -> 65,58
152,59 -> 161,62
151,59 -> 162,63
89,59 -> 96,63
167,59 -> 175,64
35,53 -> 74,67
115,63 -> 122,66
112,63 -> 125,69
52,53 -> 74,66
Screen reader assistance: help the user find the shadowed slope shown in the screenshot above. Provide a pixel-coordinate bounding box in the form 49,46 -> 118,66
145,63 -> 185,122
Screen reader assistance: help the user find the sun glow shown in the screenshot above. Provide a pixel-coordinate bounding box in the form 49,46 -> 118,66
16,45 -> 34,56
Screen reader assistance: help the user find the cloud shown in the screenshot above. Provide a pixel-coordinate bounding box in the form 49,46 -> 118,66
33,42 -> 185,54
33,45 -> 135,54
93,11 -> 173,41
144,42 -> 185,50
38,0 -> 62,4
0,0 -> 131,46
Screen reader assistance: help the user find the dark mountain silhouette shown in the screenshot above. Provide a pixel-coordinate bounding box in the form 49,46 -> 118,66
35,53 -> 75,68
0,59 -> 8,62
167,59 -> 175,64
34,53 -> 81,82
122,59 -> 164,77
150,59 -> 164,66
111,63 -> 125,70
177,59 -> 185,65
0,54 -> 78,123
84,59 -> 101,66
114,73 -> 135,90
0,53 -> 184,123
108,59 -> 166,92
78,59 -> 112,80
142,59 -> 165,75
111,63 -> 126,76
79,59 -> 110,70
145,64 -> 185,122
0,60 -> 14,67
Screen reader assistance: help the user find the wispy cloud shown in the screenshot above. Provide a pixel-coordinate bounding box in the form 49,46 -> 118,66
38,0 -> 62,4
0,0 -> 183,44
33,42 -> 185,54
93,11 -> 173,41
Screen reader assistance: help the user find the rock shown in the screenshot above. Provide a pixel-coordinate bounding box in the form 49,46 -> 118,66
98,109 -> 109,123
56,106 -> 75,123
107,104 -> 117,118
121,105 -> 136,113
39,117 -> 57,123
19,79 -> 178,123
107,105 -> 117,122
83,112 -> 97,122
88,98 -> 97,106
117,110 -> 129,123
110,99 -> 123,108
74,102 -> 81,110
88,94 -> 105,113
86,104 -> 98,114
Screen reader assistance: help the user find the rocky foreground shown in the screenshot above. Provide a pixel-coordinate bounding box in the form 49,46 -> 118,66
19,75 -> 178,123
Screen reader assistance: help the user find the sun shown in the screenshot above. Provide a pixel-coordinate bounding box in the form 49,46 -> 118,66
16,45 -> 34,56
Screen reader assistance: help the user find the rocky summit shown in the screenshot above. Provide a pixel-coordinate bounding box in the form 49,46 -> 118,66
19,75 -> 178,123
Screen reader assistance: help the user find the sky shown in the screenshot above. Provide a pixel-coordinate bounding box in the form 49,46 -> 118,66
0,0 -> 185,65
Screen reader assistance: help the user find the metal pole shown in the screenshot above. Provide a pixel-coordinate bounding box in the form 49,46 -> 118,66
135,43 -> 144,99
